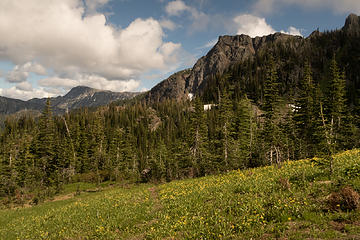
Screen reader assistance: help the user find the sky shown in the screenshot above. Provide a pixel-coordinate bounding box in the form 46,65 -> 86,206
0,0 -> 359,100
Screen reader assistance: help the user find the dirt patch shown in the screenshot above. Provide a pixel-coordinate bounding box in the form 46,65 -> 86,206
330,221 -> 346,232
316,180 -> 332,185
50,193 -> 74,202
127,233 -> 145,240
278,178 -> 291,190
148,186 -> 162,212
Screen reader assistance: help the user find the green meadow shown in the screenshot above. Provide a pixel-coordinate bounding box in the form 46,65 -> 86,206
1,149 -> 360,239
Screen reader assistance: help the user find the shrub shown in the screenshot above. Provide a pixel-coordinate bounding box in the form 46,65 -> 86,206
328,186 -> 360,211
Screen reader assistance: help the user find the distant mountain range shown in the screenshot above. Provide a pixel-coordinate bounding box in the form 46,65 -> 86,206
0,86 -> 139,115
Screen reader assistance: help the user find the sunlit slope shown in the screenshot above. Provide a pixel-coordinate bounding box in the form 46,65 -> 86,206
1,149 -> 360,239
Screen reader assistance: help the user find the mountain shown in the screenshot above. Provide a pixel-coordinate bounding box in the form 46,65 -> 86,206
147,14 -> 360,104
0,86 -> 139,115
0,96 -> 44,115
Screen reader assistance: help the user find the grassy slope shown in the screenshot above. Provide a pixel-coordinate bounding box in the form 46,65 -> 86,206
1,150 -> 360,239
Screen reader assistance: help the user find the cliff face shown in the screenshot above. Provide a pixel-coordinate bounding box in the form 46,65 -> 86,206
186,33 -> 304,93
148,32 -> 304,101
147,14 -> 360,102
343,13 -> 360,35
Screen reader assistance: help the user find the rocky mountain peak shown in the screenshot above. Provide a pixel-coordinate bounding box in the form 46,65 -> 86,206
343,13 -> 360,35
64,86 -> 99,99
148,32 -> 305,102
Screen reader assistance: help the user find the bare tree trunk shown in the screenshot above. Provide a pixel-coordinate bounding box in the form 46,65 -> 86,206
273,146 -> 281,166
320,102 -> 334,175
224,122 -> 228,167
62,116 -> 76,174
249,114 -> 253,160
320,102 -> 331,145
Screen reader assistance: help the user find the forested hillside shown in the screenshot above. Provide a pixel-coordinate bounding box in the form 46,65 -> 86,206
147,14 -> 360,106
1,15 -> 360,205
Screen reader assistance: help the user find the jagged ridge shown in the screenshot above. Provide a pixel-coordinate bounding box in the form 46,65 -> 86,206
147,14 -> 360,102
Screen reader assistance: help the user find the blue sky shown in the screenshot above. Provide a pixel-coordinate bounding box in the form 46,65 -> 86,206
0,0 -> 358,100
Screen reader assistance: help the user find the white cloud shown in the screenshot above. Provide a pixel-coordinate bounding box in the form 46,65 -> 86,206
160,18 -> 177,30
85,0 -> 109,13
6,62 -> 48,83
281,26 -> 302,36
0,73 -> 141,101
27,63 -> 47,75
234,14 -> 275,37
140,87 -> 149,92
16,81 -> 33,92
6,62 -> 47,83
253,0 -> 360,15
165,0 -> 190,16
0,0 -> 181,82
6,67 -> 29,83
38,77 -> 78,89
233,14 -> 302,37
0,86 -> 56,100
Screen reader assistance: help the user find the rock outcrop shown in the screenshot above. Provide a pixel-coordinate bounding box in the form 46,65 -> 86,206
148,32 -> 304,102
343,13 -> 360,35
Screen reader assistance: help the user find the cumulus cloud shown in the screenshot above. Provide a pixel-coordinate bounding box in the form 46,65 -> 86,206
6,67 -> 29,83
160,18 -> 177,30
16,81 -> 33,92
165,0 -> 190,16
233,14 -> 302,37
234,14 -> 275,37
0,0 -> 181,84
0,87 -> 57,100
253,0 -> 360,15
281,26 -> 302,36
85,0 -> 109,14
6,62 -> 47,83
0,73 -> 141,100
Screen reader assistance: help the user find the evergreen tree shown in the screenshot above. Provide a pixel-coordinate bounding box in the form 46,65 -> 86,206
33,98 -> 56,187
261,56 -> 282,165
263,56 -> 280,119
188,97 -> 208,177
218,83 -> 234,169
233,95 -> 253,168
294,61 -> 315,158
326,56 -> 347,151
148,138 -> 168,181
